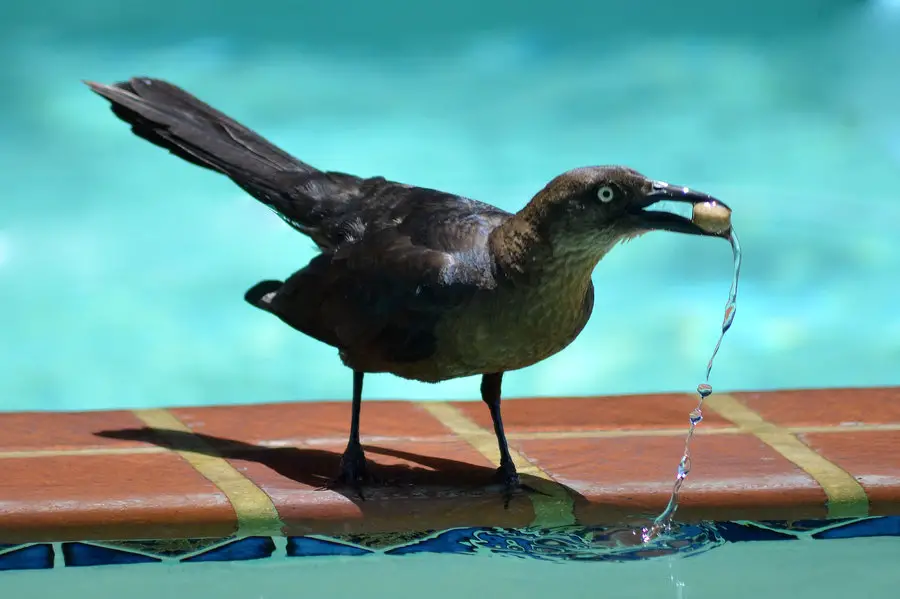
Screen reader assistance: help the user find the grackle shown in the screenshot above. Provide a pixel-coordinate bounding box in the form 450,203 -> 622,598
85,77 -> 731,504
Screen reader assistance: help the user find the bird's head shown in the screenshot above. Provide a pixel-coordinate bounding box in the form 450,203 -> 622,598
521,165 -> 731,255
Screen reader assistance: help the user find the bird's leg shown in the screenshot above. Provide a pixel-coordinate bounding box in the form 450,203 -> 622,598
330,370 -> 372,497
481,372 -> 520,506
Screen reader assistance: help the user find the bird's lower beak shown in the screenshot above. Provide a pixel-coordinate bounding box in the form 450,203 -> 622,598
627,181 -> 732,237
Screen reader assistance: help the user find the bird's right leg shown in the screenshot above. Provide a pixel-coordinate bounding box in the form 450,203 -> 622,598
480,372 -> 521,506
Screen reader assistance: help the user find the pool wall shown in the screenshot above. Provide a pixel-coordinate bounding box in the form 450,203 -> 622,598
1,387 -> 898,571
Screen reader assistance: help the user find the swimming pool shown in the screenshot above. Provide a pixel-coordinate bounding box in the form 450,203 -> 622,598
2,0 -> 900,596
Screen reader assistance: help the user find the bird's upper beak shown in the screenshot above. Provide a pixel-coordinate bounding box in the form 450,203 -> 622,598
627,181 -> 731,237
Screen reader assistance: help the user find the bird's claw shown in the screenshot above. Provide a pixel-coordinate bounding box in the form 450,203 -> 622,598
317,445 -> 377,500
497,462 -> 522,509
495,463 -> 554,508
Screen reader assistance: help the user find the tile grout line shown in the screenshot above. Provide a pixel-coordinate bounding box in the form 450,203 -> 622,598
418,402 -> 576,528
2,422 -> 899,460
702,394 -> 870,519
132,409 -> 285,537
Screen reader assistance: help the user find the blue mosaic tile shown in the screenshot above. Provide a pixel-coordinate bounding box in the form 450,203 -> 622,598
386,528 -> 480,556
13,516 -> 892,571
287,537 -> 373,557
388,524 -> 723,563
752,519 -> 852,533
786,519 -> 853,532
62,543 -> 161,567
715,522 -> 798,542
0,545 -> 54,571
103,538 -> 229,558
813,516 -> 900,540
183,537 -> 276,562
335,531 -> 435,549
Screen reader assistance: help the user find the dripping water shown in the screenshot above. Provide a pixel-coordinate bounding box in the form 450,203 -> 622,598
641,228 -> 742,544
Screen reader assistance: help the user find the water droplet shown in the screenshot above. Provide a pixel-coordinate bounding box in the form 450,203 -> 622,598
689,409 -> 703,425
644,229 -> 741,544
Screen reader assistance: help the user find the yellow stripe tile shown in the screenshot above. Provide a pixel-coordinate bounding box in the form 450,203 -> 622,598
703,394 -> 869,519
420,402 -> 575,528
0,446 -> 168,459
133,409 -> 284,536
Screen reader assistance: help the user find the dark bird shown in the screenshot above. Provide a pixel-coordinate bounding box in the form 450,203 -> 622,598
84,77 -> 731,503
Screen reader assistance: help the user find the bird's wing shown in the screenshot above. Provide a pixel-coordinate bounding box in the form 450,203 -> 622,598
270,186 -> 512,364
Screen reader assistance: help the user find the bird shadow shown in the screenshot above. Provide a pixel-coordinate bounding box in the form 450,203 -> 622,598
93,427 -> 560,508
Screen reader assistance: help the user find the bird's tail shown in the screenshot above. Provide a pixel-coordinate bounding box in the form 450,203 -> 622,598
86,77 -> 316,182
85,77 -> 359,242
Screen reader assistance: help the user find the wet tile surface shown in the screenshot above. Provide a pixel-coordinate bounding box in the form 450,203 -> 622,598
0,387 -> 898,544
223,438 -> 534,535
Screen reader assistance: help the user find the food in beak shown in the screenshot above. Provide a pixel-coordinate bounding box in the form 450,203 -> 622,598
691,201 -> 732,234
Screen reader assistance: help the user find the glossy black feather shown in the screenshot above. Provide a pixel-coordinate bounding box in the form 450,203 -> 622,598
265,188 -> 512,363
87,77 -> 514,364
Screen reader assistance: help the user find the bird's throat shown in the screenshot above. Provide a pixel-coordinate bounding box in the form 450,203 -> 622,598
490,211 -> 617,287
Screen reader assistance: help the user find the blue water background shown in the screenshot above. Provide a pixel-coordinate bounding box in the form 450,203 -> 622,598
1,0 -> 898,411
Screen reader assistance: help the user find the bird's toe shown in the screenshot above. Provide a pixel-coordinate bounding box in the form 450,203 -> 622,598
320,445 -> 378,500
495,462 -> 522,509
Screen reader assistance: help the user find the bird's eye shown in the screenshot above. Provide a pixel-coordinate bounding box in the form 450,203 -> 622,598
597,186 -> 615,203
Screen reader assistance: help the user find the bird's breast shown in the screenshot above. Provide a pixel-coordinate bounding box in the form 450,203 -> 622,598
430,268 -> 595,378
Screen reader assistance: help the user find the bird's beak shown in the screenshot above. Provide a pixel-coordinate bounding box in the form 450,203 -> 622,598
626,181 -> 731,237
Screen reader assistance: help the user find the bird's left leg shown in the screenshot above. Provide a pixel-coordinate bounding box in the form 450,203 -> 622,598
481,372 -> 520,506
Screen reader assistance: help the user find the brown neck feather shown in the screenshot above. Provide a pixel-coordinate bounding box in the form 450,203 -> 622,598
489,195 -> 620,286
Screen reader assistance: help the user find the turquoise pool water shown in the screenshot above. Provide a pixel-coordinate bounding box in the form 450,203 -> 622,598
2,2 -> 899,413
4,534 -> 900,599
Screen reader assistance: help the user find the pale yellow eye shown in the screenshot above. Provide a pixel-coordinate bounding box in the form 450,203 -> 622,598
597,186 -> 615,203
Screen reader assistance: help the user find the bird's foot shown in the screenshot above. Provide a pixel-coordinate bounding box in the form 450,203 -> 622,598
320,444 -> 377,500
494,462 -> 553,508
496,461 -> 521,509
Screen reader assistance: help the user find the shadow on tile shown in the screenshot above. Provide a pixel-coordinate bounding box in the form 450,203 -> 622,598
93,427 -> 574,507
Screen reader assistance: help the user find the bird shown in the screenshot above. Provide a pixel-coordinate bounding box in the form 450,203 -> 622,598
84,76 -> 731,504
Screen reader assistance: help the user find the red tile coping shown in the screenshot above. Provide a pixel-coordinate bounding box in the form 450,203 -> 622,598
0,387 -> 898,544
